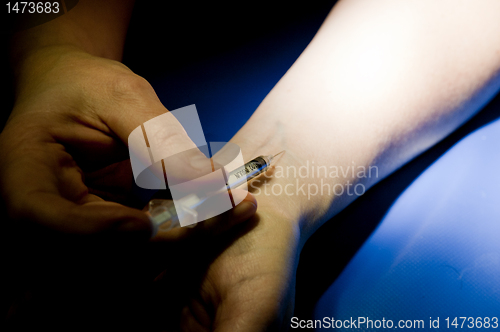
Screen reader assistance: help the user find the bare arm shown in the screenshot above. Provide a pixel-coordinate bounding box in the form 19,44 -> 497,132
191,1 -> 500,330
10,0 -> 134,102
233,0 -> 500,238
10,0 -> 134,61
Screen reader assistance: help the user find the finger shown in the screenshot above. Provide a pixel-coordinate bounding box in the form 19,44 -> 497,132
84,160 -> 138,204
194,189 -> 257,235
78,193 -> 105,203
20,191 -> 153,239
51,122 -> 130,172
98,77 -> 211,182
151,190 -> 257,242
0,125 -> 151,239
97,78 -> 245,199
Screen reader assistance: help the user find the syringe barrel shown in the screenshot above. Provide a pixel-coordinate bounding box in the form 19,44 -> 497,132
148,154 -> 278,236
226,156 -> 270,189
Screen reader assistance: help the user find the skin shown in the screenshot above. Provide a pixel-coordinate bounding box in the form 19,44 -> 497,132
3,0 -> 255,237
2,1 -> 257,328
3,0 -> 500,331
183,0 -> 500,330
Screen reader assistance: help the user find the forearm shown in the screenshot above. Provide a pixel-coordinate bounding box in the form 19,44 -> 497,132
10,0 -> 135,100
231,0 -> 500,240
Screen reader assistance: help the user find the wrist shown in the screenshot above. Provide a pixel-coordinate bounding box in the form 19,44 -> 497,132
11,46 -> 132,112
12,44 -> 89,98
231,129 -> 336,242
230,104 -> 373,242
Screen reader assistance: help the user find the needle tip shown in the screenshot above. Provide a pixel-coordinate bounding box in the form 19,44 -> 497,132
273,150 -> 285,158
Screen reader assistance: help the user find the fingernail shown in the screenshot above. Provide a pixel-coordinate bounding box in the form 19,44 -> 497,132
232,201 -> 257,221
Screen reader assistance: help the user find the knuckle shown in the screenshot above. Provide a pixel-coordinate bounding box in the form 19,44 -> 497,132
108,73 -> 156,101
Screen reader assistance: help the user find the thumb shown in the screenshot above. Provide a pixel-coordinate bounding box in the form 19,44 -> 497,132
99,77 -> 212,188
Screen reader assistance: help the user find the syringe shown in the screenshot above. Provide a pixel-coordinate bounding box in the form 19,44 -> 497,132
148,150 -> 285,234
224,150 -> 285,190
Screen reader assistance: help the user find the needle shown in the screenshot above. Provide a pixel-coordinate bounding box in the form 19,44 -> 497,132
273,150 -> 285,159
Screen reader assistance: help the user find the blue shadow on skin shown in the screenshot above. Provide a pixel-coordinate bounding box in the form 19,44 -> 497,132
313,115 -> 500,330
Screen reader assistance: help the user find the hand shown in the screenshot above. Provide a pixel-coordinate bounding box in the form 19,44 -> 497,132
147,206 -> 300,332
1,46 -> 252,239
177,208 -> 300,332
2,46 -> 260,329
152,151 -> 307,331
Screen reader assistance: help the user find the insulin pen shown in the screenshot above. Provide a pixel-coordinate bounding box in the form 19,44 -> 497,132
148,150 -> 285,233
